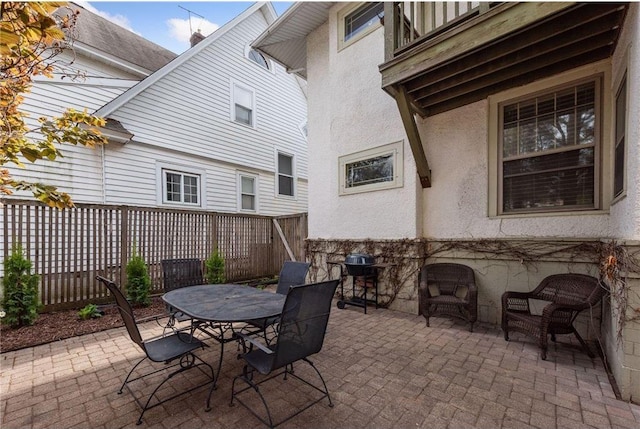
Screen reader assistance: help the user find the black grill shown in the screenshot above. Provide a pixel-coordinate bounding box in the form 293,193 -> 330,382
344,253 -> 375,276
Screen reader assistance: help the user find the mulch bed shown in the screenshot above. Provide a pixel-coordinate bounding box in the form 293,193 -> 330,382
0,297 -> 167,353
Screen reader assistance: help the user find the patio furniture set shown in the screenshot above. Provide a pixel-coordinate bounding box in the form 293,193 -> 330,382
96,257 -> 606,428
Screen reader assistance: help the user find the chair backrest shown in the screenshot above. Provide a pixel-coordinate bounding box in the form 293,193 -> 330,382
423,263 -> 475,296
161,258 -> 204,292
96,275 -> 145,351
271,279 -> 339,371
275,261 -> 311,295
532,273 -> 604,307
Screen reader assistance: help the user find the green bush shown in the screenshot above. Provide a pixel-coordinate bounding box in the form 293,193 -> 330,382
125,249 -> 151,306
205,250 -> 225,284
2,245 -> 40,328
78,303 -> 102,320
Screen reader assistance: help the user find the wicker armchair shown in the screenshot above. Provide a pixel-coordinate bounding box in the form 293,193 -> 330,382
502,273 -> 605,360
419,263 -> 478,332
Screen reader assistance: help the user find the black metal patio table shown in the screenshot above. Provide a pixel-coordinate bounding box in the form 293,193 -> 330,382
162,284 -> 286,411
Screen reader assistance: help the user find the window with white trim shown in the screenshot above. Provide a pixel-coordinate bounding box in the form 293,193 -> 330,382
232,82 -> 254,127
248,48 -> 269,70
614,72 -> 626,199
499,78 -> 600,214
277,152 -> 295,197
238,173 -> 257,211
338,2 -> 384,50
162,169 -> 200,206
339,141 -> 403,195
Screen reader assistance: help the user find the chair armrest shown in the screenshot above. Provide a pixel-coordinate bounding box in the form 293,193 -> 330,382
502,291 -> 532,312
235,332 -> 274,355
465,282 -> 478,303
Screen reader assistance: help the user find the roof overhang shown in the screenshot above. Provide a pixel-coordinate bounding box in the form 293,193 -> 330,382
252,2 -> 334,78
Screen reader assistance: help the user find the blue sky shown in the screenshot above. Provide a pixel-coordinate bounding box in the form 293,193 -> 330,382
80,1 -> 293,54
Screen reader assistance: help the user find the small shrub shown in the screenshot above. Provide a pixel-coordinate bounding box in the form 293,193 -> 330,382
2,245 -> 40,328
77,304 -> 102,320
205,250 -> 225,284
126,249 -> 151,306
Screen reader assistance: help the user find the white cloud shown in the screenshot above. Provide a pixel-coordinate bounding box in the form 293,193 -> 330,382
167,18 -> 219,44
75,1 -> 140,35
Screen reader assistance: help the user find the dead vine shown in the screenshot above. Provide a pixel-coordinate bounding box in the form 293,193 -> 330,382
307,238 -> 640,341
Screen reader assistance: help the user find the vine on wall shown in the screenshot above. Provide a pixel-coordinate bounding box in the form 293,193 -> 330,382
306,238 -> 640,340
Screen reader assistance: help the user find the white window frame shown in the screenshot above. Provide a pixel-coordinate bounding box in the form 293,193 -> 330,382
339,141 -> 404,196
156,163 -> 205,208
299,121 -> 308,141
237,171 -> 259,213
275,150 -> 296,199
338,2 -> 384,51
488,62 -> 612,217
244,43 -> 273,73
230,79 -> 256,128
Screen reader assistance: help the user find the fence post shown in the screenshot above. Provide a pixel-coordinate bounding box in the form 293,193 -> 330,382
120,206 -> 129,288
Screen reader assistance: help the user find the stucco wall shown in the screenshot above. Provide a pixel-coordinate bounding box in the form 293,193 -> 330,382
306,6 -> 420,241
610,3 -> 640,240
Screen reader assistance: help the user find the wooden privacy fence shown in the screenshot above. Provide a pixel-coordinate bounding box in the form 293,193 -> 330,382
1,200 -> 307,311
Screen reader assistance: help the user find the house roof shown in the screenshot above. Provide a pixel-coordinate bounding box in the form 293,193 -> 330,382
57,3 -> 177,75
252,2 -> 334,79
95,2 -> 277,117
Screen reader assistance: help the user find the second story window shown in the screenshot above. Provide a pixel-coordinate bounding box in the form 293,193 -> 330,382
339,2 -> 384,50
232,82 -> 255,127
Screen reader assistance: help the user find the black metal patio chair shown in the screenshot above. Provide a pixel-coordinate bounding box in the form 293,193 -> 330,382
231,279 -> 339,428
161,258 -> 205,327
245,261 -> 310,341
96,275 -> 215,425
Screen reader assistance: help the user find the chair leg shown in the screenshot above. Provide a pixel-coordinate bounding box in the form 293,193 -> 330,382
230,366 -> 275,428
119,356 -> 147,394
572,327 -> 595,358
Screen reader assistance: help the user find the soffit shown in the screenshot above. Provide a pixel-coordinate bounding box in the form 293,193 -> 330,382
253,2 -> 335,78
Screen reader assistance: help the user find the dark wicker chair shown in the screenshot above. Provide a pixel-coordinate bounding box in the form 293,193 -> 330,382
245,261 -> 310,339
96,276 -> 214,425
231,279 -> 339,428
418,263 -> 478,332
502,273 -> 605,360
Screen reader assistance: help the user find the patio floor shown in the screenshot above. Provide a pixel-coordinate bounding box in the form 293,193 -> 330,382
2,302 -> 640,429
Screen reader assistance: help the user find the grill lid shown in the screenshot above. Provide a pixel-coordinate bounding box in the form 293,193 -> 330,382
345,253 -> 375,266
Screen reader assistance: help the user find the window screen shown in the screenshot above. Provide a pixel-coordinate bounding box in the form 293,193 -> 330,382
500,80 -> 598,213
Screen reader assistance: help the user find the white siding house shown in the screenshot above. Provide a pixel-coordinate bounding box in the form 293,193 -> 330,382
9,3 -> 177,203
94,2 -> 308,216
254,2 -> 640,401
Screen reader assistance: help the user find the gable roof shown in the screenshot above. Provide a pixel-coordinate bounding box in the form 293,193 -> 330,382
95,2 -> 277,117
57,3 -> 177,75
252,2 -> 334,79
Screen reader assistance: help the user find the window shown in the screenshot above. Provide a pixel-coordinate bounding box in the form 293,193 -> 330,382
277,152 -> 295,197
248,48 -> 269,70
614,72 -> 626,199
162,169 -> 200,206
299,122 -> 308,141
339,141 -> 404,195
232,82 -> 254,127
338,2 -> 384,50
238,173 -> 257,211
498,78 -> 600,214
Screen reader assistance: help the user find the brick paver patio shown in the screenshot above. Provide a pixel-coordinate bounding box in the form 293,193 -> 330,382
2,303 -> 640,428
